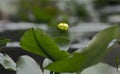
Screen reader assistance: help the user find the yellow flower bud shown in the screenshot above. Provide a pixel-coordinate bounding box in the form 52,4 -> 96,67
57,22 -> 69,31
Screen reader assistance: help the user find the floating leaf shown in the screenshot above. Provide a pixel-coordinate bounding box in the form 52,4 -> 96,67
82,63 -> 119,74
45,25 -> 120,72
16,55 -> 43,74
0,53 -> 16,70
43,58 -> 52,74
20,28 -> 69,61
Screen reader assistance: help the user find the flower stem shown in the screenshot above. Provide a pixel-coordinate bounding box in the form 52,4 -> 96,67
50,71 -> 54,74
54,72 -> 60,74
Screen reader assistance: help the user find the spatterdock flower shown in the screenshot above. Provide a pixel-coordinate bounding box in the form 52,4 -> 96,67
57,22 -> 69,31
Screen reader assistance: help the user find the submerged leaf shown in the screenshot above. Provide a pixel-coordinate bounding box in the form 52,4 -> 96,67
45,25 -> 120,72
20,28 -> 69,61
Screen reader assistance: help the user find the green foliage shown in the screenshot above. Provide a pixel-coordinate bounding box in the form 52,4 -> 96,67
0,38 -> 10,49
0,24 -> 120,74
45,25 -> 120,72
19,25 -> 120,74
20,28 -> 69,61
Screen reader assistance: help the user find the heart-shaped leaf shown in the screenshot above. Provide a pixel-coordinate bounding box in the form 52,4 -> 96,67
45,25 -> 120,72
20,28 -> 69,61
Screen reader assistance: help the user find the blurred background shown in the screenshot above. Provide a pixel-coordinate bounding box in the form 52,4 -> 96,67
0,0 -> 120,73
1,0 -> 120,43
1,0 -> 120,23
